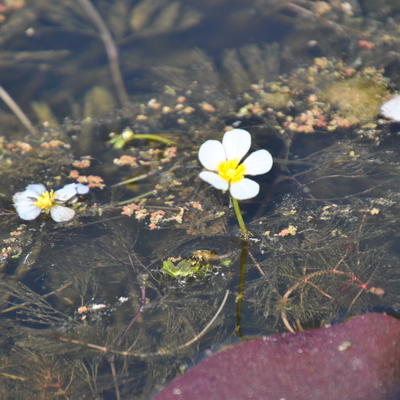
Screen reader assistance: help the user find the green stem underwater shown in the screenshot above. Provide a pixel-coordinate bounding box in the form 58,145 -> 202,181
134,134 -> 176,145
231,197 -> 248,238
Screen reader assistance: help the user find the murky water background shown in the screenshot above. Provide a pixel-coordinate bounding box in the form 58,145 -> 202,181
1,1 -> 400,399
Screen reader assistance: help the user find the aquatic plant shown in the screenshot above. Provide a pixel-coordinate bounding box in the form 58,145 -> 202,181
2,1 -> 400,399
161,257 -> 212,278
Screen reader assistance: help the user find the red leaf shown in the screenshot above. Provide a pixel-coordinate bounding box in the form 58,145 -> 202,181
155,313 -> 400,400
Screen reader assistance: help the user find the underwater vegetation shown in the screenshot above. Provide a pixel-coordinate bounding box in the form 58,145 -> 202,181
0,0 -> 400,399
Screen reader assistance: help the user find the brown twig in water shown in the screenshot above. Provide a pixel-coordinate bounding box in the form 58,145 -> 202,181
0,85 -> 38,136
0,281 -> 73,314
0,372 -> 28,382
248,250 -> 265,276
109,362 -> 120,400
177,289 -> 229,350
57,290 -> 230,358
78,0 -> 129,106
285,1 -> 348,36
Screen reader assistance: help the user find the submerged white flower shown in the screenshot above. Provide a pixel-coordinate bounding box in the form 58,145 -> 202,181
380,95 -> 400,121
13,183 -> 89,222
198,129 -> 273,200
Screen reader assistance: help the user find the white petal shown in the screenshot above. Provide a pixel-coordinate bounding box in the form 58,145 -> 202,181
242,149 -> 273,176
13,185 -> 45,203
13,191 -> 36,205
222,129 -> 251,162
230,178 -> 260,200
14,199 -> 36,211
55,184 -> 78,202
198,140 -> 226,170
381,95 -> 400,121
15,204 -> 41,220
50,205 -> 75,222
199,171 -> 229,191
75,183 -> 89,194
25,184 -> 46,196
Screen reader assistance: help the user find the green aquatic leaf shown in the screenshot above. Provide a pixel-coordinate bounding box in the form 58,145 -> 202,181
161,258 -> 212,278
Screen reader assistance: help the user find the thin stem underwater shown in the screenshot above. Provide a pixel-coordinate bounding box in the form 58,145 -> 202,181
78,0 -> 129,106
0,85 -> 38,136
235,240 -> 248,338
134,133 -> 176,145
231,197 -> 248,238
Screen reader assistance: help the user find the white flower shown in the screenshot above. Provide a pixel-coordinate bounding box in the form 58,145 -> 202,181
198,129 -> 273,200
13,183 -> 89,222
380,95 -> 400,121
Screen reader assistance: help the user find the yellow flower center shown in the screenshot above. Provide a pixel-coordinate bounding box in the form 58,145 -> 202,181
34,190 -> 56,211
217,159 -> 246,183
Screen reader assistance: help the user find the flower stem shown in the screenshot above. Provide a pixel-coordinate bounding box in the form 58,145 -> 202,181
235,239 -> 248,338
231,197 -> 248,238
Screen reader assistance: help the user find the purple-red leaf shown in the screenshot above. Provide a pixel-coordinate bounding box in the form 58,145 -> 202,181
155,313 -> 400,400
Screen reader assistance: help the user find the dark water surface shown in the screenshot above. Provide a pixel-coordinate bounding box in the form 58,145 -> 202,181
0,1 -> 400,399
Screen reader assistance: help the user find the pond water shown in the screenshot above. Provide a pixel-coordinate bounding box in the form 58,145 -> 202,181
1,1 -> 400,399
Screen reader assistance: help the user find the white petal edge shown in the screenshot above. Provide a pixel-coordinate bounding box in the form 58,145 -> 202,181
25,184 -> 46,196
198,140 -> 226,170
14,199 -> 36,209
230,178 -> 259,200
55,184 -> 79,202
50,205 -> 75,222
13,191 -> 36,205
380,95 -> 400,121
222,129 -> 251,162
199,171 -> 229,191
15,204 -> 41,220
75,183 -> 89,194
242,149 -> 273,176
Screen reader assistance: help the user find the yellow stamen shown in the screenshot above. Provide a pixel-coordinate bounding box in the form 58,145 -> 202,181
217,159 -> 246,183
34,190 -> 56,211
